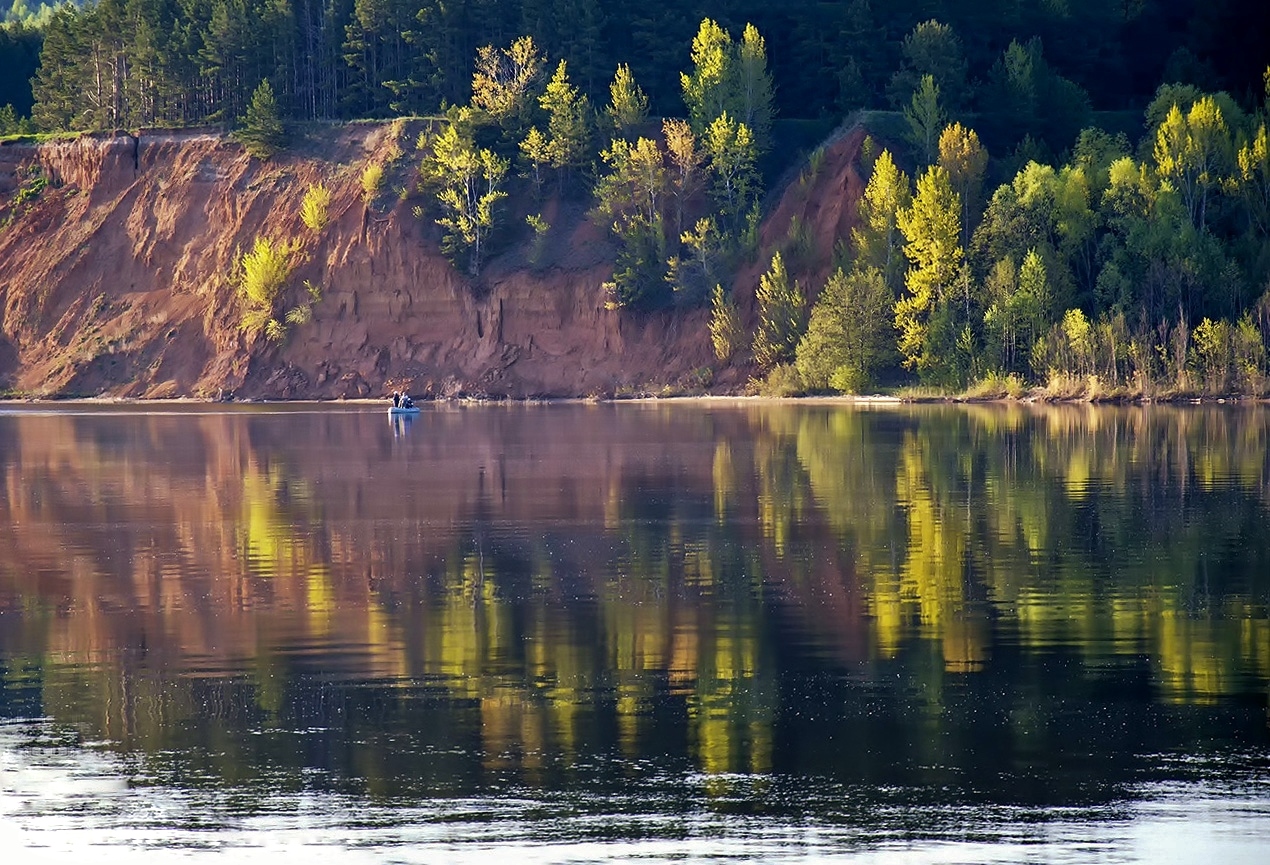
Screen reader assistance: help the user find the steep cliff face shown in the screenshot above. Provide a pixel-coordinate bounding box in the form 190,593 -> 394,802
0,123 -> 865,399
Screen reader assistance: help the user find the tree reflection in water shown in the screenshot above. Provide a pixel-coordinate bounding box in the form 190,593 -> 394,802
0,403 -> 1267,809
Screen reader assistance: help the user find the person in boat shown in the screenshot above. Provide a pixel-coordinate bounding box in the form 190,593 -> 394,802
392,391 -> 401,408
401,394 -> 415,409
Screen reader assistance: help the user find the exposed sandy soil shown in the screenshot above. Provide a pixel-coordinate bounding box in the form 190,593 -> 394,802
0,122 -> 866,400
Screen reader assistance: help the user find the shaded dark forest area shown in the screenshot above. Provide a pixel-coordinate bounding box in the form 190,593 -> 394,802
2,0 -> 1266,146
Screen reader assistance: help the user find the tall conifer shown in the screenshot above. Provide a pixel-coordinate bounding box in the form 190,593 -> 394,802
238,79 -> 286,159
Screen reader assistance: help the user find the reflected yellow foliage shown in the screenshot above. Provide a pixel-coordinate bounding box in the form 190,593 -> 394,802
682,542 -> 717,589
712,440 -> 735,522
942,618 -> 988,672
1157,606 -> 1233,704
240,466 -> 317,582
2,401 -> 1269,792
688,614 -> 772,777
668,617 -> 701,695
782,404 -> 1269,700
1064,448 -> 1093,498
306,563 -> 334,635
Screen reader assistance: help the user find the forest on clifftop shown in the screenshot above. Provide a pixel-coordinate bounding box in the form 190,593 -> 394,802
2,0 -> 1266,134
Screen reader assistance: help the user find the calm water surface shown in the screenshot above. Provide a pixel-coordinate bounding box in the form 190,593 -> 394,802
1,402 -> 1268,863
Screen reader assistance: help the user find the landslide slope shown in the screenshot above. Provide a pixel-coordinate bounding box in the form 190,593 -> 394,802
0,123 -> 866,399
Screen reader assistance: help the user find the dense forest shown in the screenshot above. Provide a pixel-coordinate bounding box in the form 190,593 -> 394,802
2,0 -> 1270,396
2,0 -> 1266,129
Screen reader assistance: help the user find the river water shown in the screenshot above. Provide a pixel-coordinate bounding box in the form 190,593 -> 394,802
0,401 -> 1267,863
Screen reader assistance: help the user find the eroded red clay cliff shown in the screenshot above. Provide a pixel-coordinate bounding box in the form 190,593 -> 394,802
0,123 -> 865,399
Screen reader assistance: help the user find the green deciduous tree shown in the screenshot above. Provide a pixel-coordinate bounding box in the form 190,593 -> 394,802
470,35 -> 545,137
1097,154 -> 1213,322
603,213 -> 667,309
679,17 -> 773,155
1073,128 -> 1131,192
1052,165 -> 1099,304
1144,83 -> 1244,138
1154,96 -> 1231,230
668,217 -> 722,305
594,135 -> 666,226
1233,312 -> 1267,394
519,125 -> 551,197
938,122 -> 987,249
1237,122 -> 1270,237
237,235 -> 298,339
301,183 -> 332,232
663,117 -> 704,237
983,250 -> 1049,374
1191,316 -> 1233,392
421,119 -> 509,276
1060,307 -> 1095,377
971,162 -> 1084,315
796,266 -> 894,393
594,135 -> 669,309
702,111 -> 758,234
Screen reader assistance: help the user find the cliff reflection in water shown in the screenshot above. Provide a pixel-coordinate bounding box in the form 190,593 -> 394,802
0,403 -> 1267,799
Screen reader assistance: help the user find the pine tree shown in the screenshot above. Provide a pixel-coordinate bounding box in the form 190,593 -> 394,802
606,63 -> 648,136
680,18 -> 732,134
888,19 -> 967,111
238,79 -> 286,159
895,165 -> 962,378
554,0 -> 606,96
904,75 -> 945,166
28,5 -> 83,131
852,149 -> 912,294
709,282 -> 744,360
833,0 -> 885,112
0,104 -> 18,136
734,24 -> 773,154
753,251 -> 807,368
539,60 -> 592,188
